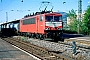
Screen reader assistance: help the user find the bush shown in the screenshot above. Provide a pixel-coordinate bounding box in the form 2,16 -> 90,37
63,29 -> 77,34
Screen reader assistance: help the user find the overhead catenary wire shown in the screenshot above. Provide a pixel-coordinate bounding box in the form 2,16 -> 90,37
0,0 -> 35,23
39,1 -> 53,12
0,0 -> 15,13
1,0 -> 2,2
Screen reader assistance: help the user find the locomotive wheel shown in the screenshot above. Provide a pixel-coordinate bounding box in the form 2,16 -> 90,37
36,34 -> 39,39
29,33 -> 32,38
40,34 -> 44,40
26,33 -> 28,37
25,33 -> 27,37
20,33 -> 22,36
31,33 -> 34,38
39,34 -> 42,40
33,33 -> 35,38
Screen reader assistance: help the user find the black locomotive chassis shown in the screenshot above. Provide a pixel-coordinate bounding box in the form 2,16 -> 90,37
45,30 -> 63,41
1,28 -> 63,41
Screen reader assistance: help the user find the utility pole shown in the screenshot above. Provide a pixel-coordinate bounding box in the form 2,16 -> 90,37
6,12 -> 8,22
78,0 -> 82,34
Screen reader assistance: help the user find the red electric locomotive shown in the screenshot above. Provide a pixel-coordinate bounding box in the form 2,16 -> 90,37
19,11 -> 63,41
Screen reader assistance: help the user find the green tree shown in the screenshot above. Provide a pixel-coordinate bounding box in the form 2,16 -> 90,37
68,9 -> 78,32
82,6 -> 90,35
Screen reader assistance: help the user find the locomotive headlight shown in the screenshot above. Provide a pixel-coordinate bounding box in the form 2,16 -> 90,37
45,28 -> 48,30
45,28 -> 50,30
58,28 -> 62,30
48,28 -> 50,30
58,28 -> 60,30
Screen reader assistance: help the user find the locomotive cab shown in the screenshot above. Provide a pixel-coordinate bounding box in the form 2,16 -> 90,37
44,12 -> 63,41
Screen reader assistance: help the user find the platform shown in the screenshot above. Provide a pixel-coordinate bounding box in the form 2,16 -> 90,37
0,38 -> 40,60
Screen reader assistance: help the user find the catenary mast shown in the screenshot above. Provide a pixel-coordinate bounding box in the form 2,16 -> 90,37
78,0 -> 82,33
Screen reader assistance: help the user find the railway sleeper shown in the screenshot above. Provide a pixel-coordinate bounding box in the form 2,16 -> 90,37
1,36 -> 73,60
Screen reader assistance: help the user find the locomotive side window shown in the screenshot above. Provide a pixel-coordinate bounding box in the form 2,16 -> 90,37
40,15 -> 43,21
22,17 -> 36,25
31,18 -> 36,24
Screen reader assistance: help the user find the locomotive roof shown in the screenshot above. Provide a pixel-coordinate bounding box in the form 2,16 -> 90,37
24,11 -> 62,18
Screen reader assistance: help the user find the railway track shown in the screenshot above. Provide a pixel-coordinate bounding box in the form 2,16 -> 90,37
0,36 -> 74,60
0,33 -> 90,60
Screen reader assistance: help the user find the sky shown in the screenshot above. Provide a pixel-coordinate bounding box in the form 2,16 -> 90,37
0,0 -> 89,23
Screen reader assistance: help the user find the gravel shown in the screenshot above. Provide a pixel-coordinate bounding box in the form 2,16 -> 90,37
13,36 -> 90,60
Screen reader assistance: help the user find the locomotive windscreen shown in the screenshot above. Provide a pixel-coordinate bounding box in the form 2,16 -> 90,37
45,16 -> 62,22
